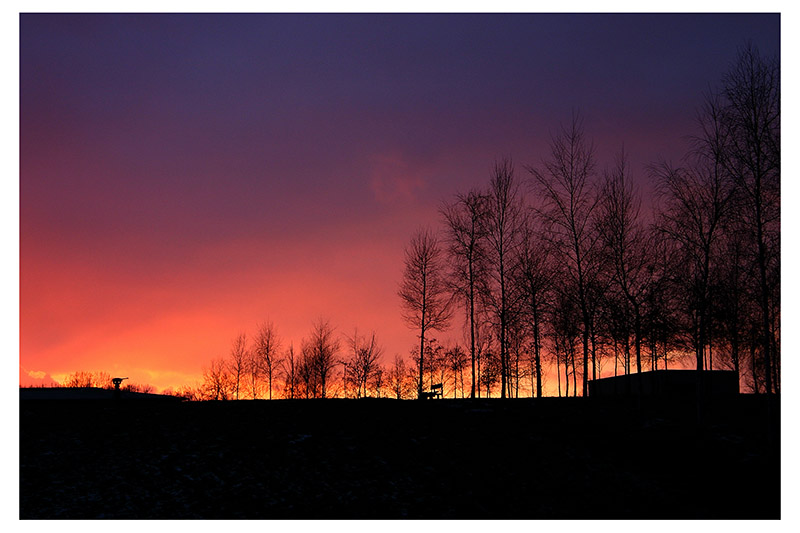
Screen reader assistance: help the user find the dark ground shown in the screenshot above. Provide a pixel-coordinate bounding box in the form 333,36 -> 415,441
20,395 -> 780,519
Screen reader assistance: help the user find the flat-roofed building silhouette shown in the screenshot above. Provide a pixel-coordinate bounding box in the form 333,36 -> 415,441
588,369 -> 739,397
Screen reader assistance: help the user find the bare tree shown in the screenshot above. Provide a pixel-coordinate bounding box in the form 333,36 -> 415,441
253,321 -> 282,400
697,44 -> 780,393
389,354 -> 412,399
202,357 -> 232,400
482,158 -> 525,398
596,148 -> 653,377
550,280 -> 582,396
370,365 -> 386,398
651,156 -> 733,375
300,319 -> 340,398
405,354 -> 424,400
339,359 -> 354,399
710,214 -> 749,386
398,228 -> 453,399
515,216 -> 553,397
61,370 -> 112,388
441,189 -> 488,398
507,317 -> 528,397
346,329 -> 384,398
445,344 -> 468,398
643,229 -> 682,372
228,332 -> 249,400
279,343 -> 298,399
600,288 -> 633,376
473,315 -> 494,398
244,343 -> 261,399
524,340 -> 547,397
411,337 -> 445,394
62,371 -> 92,388
174,383 -> 203,401
429,339 -> 447,392
479,347 -> 500,397
528,114 -> 600,396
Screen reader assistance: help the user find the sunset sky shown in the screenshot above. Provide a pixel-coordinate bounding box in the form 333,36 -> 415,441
19,13 -> 780,392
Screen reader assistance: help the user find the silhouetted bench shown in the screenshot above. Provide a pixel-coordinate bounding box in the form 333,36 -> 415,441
420,383 -> 443,400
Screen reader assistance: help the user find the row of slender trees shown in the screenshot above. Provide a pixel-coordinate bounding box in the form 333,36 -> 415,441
191,44 -> 778,401
399,44 -> 779,399
194,319 -> 528,400
196,320 -> 332,400
193,320 -> 433,400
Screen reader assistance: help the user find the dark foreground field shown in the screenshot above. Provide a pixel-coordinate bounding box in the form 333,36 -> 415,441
20,395 -> 779,519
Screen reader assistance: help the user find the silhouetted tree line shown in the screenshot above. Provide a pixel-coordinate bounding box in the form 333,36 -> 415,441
189,45 -> 778,401
399,44 -> 779,398
190,319 -> 421,400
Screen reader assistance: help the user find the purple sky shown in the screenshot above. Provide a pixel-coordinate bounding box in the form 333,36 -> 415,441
19,13 -> 780,390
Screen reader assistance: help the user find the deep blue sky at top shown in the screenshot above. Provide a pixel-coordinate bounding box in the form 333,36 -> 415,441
21,13 -> 780,242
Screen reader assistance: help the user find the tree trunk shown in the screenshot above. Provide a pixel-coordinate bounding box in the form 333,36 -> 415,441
708,341 -> 713,371
581,321 -> 589,397
533,301 -> 543,398
590,322 -> 597,383
469,261 -> 476,399
624,334 -> 631,375
753,175 -> 773,394
555,335 -> 562,398
571,339 -> 578,397
634,307 -> 642,374
418,323 -> 425,400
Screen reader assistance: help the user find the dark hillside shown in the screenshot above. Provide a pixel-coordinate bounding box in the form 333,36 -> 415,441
20,396 -> 779,519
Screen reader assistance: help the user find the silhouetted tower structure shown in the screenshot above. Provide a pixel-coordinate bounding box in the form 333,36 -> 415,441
112,377 -> 128,400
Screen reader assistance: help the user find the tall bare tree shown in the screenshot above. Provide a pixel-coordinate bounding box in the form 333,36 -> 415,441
482,158 -> 525,398
245,342 -> 261,399
388,354 -> 411,399
473,314 -> 494,398
441,190 -> 488,398
280,343 -> 298,399
550,281 -> 581,396
420,337 -> 446,393
370,365 -> 386,398
643,229 -> 682,372
710,213 -> 749,386
445,344 -> 468,398
300,319 -> 340,398
515,216 -> 553,398
697,44 -> 780,393
528,115 -> 600,396
651,156 -> 733,375
398,228 -> 453,399
228,333 -> 249,400
253,321 -> 282,400
596,148 -> 652,376
346,329 -> 384,398
479,345 -> 500,397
